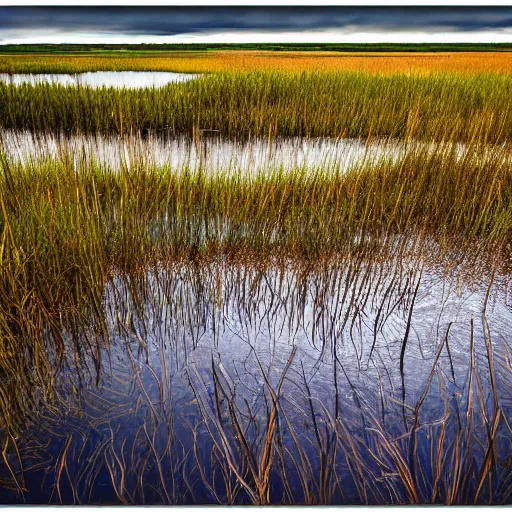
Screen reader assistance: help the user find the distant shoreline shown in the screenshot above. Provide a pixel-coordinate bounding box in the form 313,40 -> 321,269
2,42 -> 512,54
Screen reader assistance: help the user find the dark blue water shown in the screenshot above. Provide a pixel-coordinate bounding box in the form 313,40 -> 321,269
1,260 -> 511,504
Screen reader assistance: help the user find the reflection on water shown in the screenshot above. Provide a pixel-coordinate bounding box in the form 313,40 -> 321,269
1,129 -> 468,176
0,255 -> 511,504
0,72 -> 199,89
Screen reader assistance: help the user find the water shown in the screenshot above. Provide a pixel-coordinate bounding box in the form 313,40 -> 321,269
0,126 -> 511,504
1,129 -> 470,176
1,255 -> 511,504
0,71 -> 199,89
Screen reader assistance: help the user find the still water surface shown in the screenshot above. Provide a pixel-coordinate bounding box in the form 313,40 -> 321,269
0,71 -> 199,89
1,129 -> 470,175
1,256 -> 511,504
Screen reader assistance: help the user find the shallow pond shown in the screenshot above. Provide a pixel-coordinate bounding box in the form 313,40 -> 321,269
1,129 -> 470,176
1,256 -> 511,505
0,71 -> 199,89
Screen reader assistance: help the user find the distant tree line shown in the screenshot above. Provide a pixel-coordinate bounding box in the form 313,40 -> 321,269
1,42 -> 512,53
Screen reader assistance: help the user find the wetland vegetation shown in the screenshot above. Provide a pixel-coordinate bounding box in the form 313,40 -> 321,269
2,72 -> 512,142
4,50 -> 512,75
0,51 -> 511,505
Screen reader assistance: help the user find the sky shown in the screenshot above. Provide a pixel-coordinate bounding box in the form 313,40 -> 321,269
1,6 -> 512,45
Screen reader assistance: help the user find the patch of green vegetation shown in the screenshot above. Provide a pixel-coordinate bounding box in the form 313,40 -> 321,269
1,72 -> 512,143
1,42 -> 512,54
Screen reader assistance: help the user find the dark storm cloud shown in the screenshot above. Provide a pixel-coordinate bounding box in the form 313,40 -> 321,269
1,7 -> 512,36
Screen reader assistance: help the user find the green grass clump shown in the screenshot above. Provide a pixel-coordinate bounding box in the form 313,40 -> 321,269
2,72 -> 512,143
2,140 -> 511,264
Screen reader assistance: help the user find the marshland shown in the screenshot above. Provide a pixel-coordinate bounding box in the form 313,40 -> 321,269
0,50 -> 512,505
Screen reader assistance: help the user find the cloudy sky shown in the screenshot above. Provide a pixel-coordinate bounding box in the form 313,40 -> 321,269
1,6 -> 512,45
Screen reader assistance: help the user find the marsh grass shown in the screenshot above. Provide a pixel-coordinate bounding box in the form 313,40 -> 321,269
2,72 -> 512,142
3,51 -> 512,75
3,135 -> 511,255
0,134 -> 510,434
0,63 -> 512,504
